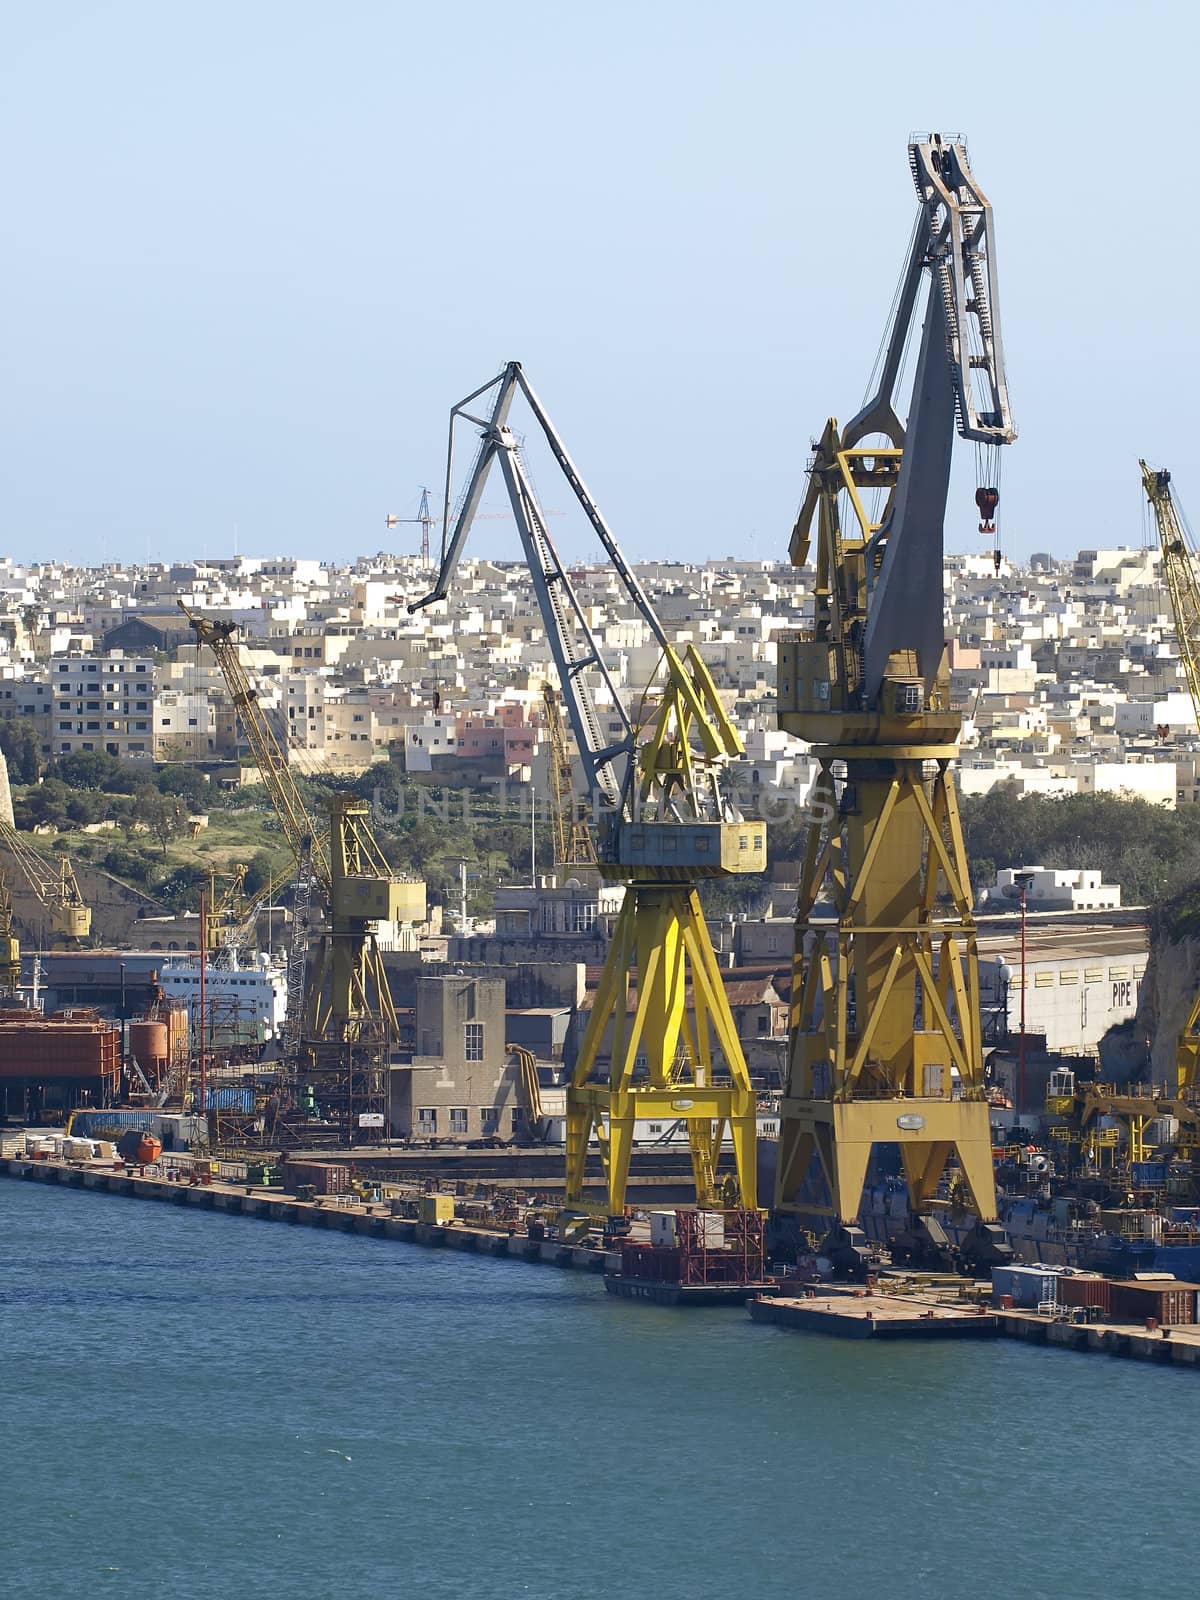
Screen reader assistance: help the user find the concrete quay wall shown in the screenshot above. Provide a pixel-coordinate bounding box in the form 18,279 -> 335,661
1,1156 -> 617,1274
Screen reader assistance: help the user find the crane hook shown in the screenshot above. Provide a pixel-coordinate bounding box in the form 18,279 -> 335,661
975,486 -> 999,534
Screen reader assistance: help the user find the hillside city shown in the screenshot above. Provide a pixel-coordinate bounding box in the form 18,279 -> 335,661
0,541 -> 1195,807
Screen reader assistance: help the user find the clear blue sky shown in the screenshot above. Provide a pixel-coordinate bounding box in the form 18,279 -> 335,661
3,0 -> 1196,569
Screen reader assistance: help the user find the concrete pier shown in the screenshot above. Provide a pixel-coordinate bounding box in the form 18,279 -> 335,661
2,1156 -> 617,1275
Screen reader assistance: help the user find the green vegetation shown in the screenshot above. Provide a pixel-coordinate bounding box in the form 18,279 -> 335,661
10,752 -> 295,912
13,751 -> 1200,940
959,783 -> 1200,910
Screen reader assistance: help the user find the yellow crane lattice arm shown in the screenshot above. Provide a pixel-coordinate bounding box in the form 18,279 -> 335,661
0,812 -> 88,916
178,603 -> 331,891
1142,458 -> 1200,734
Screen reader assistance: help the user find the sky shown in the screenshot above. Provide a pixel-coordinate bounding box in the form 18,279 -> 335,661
2,0 -> 1197,571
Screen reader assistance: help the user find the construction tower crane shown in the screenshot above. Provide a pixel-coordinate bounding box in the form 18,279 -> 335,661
1140,459 -> 1200,1092
541,683 -> 597,869
0,812 -> 90,943
386,486 -> 436,564
177,603 -> 423,1064
411,362 -> 765,1215
774,134 -> 1016,1235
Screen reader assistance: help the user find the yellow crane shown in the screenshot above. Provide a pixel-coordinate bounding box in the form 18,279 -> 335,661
0,865 -> 20,998
1141,459 -> 1200,1093
541,683 -> 597,869
204,864 -> 248,954
411,362 -> 764,1216
177,604 -> 425,1122
775,135 -> 1016,1245
0,812 -> 90,943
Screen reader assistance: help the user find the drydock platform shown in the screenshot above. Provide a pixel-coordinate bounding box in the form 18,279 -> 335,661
748,1288 -> 999,1339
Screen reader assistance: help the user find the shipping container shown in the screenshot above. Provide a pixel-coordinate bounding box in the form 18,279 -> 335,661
1109,1278 -> 1200,1327
281,1160 -> 351,1196
205,1086 -> 255,1112
1055,1274 -> 1112,1312
991,1264 -> 1062,1308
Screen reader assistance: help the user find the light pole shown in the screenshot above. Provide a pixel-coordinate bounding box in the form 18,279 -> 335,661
1013,870 -> 1034,1126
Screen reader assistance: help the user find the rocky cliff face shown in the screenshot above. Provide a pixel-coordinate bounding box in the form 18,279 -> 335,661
0,749 -> 13,830
1139,932 -> 1200,1084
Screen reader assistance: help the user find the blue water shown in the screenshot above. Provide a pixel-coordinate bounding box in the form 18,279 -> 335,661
2,1182 -> 1189,1599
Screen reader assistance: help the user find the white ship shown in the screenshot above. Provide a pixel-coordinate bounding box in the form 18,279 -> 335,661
159,950 -> 288,1045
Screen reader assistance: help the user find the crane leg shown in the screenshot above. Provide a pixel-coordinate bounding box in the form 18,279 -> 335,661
566,882 -> 758,1216
775,754 -> 999,1225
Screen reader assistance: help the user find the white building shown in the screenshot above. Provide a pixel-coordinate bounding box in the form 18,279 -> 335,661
51,651 -> 155,759
986,867 -> 1121,914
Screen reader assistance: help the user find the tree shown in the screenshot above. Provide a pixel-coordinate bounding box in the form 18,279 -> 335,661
0,719 -> 42,784
133,785 -> 181,859
102,845 -> 154,885
156,764 -> 210,811
49,751 -> 128,792
243,851 -> 276,898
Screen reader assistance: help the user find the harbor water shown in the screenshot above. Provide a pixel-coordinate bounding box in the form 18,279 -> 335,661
2,1181 -> 1189,1600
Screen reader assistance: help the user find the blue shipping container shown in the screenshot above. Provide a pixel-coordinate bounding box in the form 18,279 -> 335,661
992,1264 -> 1062,1308
205,1086 -> 255,1112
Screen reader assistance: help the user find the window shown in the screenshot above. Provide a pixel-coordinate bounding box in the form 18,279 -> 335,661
450,1108 -> 468,1135
480,1110 -> 499,1134
464,1022 -> 484,1062
416,1109 -> 437,1134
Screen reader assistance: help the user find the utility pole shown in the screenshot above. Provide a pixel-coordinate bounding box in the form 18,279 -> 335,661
458,857 -> 471,938
1014,870 -> 1033,1126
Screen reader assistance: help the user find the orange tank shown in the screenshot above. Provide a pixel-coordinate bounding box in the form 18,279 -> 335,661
129,1020 -> 169,1080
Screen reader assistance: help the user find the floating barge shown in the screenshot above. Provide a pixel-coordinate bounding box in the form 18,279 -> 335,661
748,1289 -> 999,1339
603,1206 -> 777,1306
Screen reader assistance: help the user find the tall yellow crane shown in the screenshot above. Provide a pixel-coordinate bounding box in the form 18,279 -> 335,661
411,362 -> 764,1216
541,683 -> 597,869
0,813 -> 90,943
177,605 -> 425,1124
774,135 -> 1016,1245
0,866 -> 20,998
1141,459 -> 1200,1092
